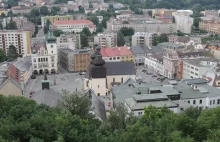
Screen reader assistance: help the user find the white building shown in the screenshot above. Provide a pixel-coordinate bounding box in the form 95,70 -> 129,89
132,32 -> 154,47
53,20 -> 96,33
31,28 -> 58,74
174,10 -> 194,34
182,58 -> 218,79
0,30 -> 31,56
56,33 -> 81,49
145,54 -> 164,75
94,33 -> 117,48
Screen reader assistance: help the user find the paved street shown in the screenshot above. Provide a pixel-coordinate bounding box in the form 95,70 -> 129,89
24,73 -> 84,97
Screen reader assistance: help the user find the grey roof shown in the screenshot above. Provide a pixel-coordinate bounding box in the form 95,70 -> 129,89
32,89 -> 61,107
85,89 -> 107,121
105,61 -> 135,75
177,36 -> 190,43
157,42 -> 185,49
130,46 -> 163,55
13,56 -> 32,72
183,78 -> 208,85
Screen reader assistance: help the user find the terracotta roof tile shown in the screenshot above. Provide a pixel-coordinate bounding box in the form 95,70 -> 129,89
101,46 -> 133,57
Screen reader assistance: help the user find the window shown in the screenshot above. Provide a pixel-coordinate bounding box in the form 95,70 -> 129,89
97,93 -> 100,96
113,78 -> 115,82
113,57 -> 116,60
213,100 -> 215,104
191,71 -> 194,74
188,100 -> 190,104
138,112 -> 142,116
195,68 -> 198,71
193,100 -> 196,104
51,45 -> 53,48
121,77 -> 123,83
38,58 -> 40,62
210,100 -> 212,105
117,57 -> 120,59
200,100 -> 202,104
109,58 -> 112,60
98,85 -> 99,88
195,73 -> 198,76
218,99 -> 220,104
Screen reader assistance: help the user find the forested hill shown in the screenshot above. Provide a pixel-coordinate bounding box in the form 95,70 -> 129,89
106,0 -> 220,10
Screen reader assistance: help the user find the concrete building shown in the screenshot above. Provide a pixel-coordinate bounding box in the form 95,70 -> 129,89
152,9 -> 176,16
175,15 -> 193,34
11,6 -> 31,14
107,17 -> 176,34
168,34 -> 178,43
100,46 -> 135,62
0,30 -> 31,56
94,33 -> 117,48
31,28 -> 58,74
58,48 -> 90,72
145,53 -> 164,75
132,32 -> 154,47
182,58 -> 218,80
54,20 -> 96,33
41,15 -> 73,27
199,20 -> 220,34
2,17 -> 28,29
56,33 -> 81,49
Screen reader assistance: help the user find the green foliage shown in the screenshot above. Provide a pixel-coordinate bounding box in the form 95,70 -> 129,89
54,0 -> 68,4
102,17 -> 109,29
7,44 -> 18,61
88,16 -> 99,26
0,13 -> 6,18
40,6 -> 49,16
148,11 -> 152,17
122,21 -> 129,24
155,33 -> 168,45
43,20 -> 51,34
89,3 -> 93,8
78,6 -> 85,13
6,20 -> 17,30
120,27 -> 134,36
7,10 -> 13,17
117,31 -> 125,46
53,29 -> 64,37
96,23 -> 104,33
34,25 -> 38,37
50,7 -> 61,15
0,23 -> 3,30
6,0 -> 18,7
193,18 -> 201,29
80,33 -> 89,48
81,27 -> 91,36
0,49 -> 7,62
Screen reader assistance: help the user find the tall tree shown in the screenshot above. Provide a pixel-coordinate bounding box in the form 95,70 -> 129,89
7,44 -> 18,61
6,21 -> 17,30
43,19 -> 51,34
81,27 -> 91,36
0,49 -> 7,62
80,33 -> 89,48
120,27 -> 134,36
89,2 -> 93,8
40,6 -> 49,15
34,25 -> 38,37
7,10 -> 13,17
53,29 -> 63,37
88,16 -> 99,26
96,23 -> 103,33
117,31 -> 125,46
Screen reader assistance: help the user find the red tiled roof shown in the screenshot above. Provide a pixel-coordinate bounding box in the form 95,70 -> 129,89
101,46 -> 133,57
54,20 -> 94,25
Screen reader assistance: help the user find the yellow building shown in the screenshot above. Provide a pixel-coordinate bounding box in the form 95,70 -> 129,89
152,9 -> 176,16
0,9 -> 7,15
41,15 -> 73,27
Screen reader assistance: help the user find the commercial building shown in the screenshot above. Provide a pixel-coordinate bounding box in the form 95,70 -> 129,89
100,46 -> 135,62
94,33 -> 117,48
132,32 -> 154,47
0,30 -> 31,56
107,17 -> 176,34
41,15 -> 73,27
58,48 -> 90,72
53,20 -> 96,33
31,28 -> 58,74
111,78 -> 220,116
56,33 -> 81,49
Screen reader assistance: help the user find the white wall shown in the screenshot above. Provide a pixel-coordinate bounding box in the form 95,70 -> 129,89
107,75 -> 136,90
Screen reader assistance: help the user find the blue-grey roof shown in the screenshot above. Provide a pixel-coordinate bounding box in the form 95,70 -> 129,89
183,78 -> 208,85
105,61 -> 135,75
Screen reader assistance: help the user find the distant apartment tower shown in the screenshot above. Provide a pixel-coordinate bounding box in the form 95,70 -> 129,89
41,15 -> 73,27
2,17 -> 28,29
94,33 -> 117,48
56,33 -> 81,49
58,48 -> 90,72
53,20 -> 96,33
132,32 -> 154,47
0,30 -> 31,56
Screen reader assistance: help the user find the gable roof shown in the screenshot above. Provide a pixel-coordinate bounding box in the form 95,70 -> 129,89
105,61 -> 135,76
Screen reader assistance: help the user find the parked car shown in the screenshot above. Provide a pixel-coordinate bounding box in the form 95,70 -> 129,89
79,72 -> 86,75
152,75 -> 157,77
31,75 -> 36,79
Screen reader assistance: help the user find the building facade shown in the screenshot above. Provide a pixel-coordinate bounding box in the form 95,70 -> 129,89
175,15 -> 193,34
56,33 -> 81,49
41,15 -> 73,27
54,20 -> 96,33
94,33 -> 117,48
0,30 -> 31,56
58,48 -> 90,72
132,32 -> 154,47
2,17 -> 28,29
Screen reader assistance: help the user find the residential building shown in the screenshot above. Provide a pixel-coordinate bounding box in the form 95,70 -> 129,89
11,6 -> 31,14
182,58 -> 218,80
156,15 -> 173,23
168,34 -> 178,43
58,48 -> 90,72
199,20 -> 220,34
131,32 -> 154,47
0,78 -> 23,96
41,15 -> 73,27
175,15 -> 193,34
94,33 -> 117,48
111,78 -> 220,116
145,52 -> 164,75
152,9 -> 176,16
31,28 -> 58,74
173,10 -> 193,17
18,1 -> 34,7
207,41 -> 220,59
8,56 -> 32,89
176,36 -> 195,46
100,46 -> 135,62
203,66 -> 220,88
203,10 -> 220,17
54,20 -> 96,33
107,17 -> 176,34
0,30 -> 31,56
56,33 -> 81,49
84,47 -> 136,96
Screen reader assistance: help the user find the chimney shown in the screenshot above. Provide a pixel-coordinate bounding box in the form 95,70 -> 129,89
41,73 -> 50,90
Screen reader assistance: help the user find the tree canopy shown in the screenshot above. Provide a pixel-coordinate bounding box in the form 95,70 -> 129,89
7,44 -> 18,61
0,49 -> 7,62
120,27 -> 135,37
117,31 -> 125,46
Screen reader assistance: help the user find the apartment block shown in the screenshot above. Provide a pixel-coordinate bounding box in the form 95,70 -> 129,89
199,20 -> 220,34
41,15 -> 73,27
2,17 -> 28,29
58,48 -> 90,72
54,20 -> 96,33
175,15 -> 193,34
94,33 -> 117,48
0,30 -> 31,56
132,32 -> 154,47
152,9 -> 176,16
56,33 -> 81,49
